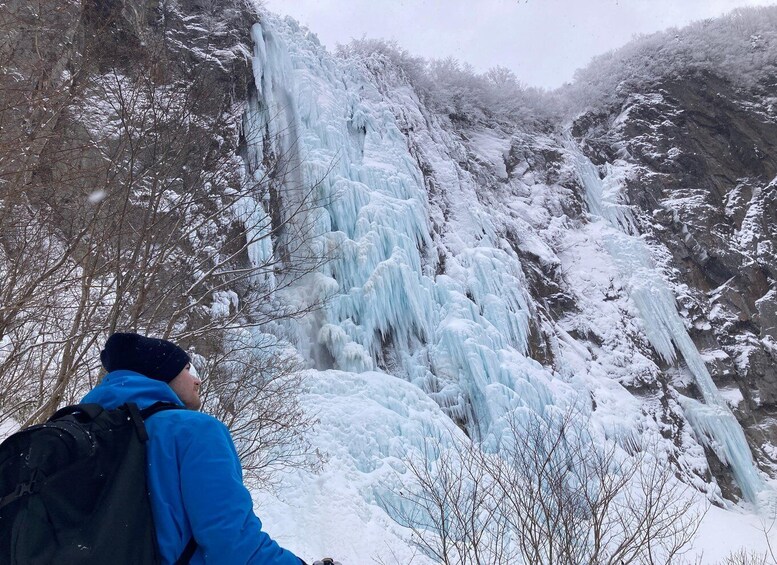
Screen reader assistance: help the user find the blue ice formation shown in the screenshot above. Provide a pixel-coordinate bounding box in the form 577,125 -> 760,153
569,141 -> 766,504
244,15 -> 548,441
241,10 -> 766,509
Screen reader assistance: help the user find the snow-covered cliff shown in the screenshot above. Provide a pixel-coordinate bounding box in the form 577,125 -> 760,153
2,0 -> 775,561
244,8 -> 777,562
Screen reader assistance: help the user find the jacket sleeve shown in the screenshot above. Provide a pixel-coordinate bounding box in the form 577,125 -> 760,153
176,414 -> 302,565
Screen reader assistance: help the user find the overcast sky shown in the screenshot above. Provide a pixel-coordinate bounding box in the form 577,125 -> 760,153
261,0 -> 776,89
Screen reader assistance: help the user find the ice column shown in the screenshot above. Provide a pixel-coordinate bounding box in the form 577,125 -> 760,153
246,14 -> 547,440
569,140 -> 765,504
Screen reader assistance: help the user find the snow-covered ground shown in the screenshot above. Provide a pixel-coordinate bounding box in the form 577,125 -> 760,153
691,504 -> 776,563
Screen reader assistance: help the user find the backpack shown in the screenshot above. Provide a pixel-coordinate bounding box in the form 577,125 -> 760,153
0,402 -> 197,564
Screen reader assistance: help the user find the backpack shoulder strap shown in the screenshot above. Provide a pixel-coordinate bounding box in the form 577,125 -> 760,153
175,536 -> 198,565
125,403 -> 149,442
122,402 -> 183,443
140,401 -> 185,420
130,401 -> 196,564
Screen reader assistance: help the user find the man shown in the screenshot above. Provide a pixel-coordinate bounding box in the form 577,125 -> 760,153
82,332 -> 307,565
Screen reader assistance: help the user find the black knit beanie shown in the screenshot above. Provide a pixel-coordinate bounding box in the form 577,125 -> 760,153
100,332 -> 190,383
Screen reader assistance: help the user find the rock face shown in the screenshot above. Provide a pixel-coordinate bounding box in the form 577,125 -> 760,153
0,0 -> 275,420
322,37 -> 765,502
4,0 -> 776,512
572,69 -> 777,487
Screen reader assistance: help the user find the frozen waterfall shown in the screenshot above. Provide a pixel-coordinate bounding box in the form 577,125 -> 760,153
568,140 -> 766,504
245,15 -> 557,443
227,10 -> 777,562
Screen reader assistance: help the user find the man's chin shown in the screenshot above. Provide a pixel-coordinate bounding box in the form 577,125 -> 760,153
185,399 -> 202,411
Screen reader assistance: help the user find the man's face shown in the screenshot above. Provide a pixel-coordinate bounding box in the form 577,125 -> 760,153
169,363 -> 202,410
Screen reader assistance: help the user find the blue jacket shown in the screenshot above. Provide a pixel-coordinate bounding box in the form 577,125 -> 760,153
81,370 -> 302,565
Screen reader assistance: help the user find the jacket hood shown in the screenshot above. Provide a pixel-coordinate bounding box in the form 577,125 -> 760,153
81,370 -> 184,410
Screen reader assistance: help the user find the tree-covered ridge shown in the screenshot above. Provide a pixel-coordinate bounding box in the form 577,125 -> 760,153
567,6 -> 777,113
337,6 -> 777,126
